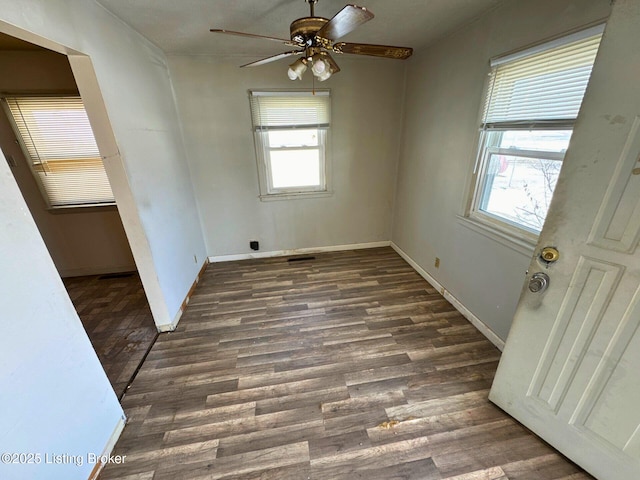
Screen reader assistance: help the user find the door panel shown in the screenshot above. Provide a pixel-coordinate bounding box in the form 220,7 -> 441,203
588,118 -> 640,252
529,256 -> 623,412
489,1 -> 640,479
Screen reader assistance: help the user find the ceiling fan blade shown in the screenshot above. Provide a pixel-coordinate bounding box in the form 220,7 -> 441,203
315,5 -> 374,41
334,42 -> 413,60
240,50 -> 303,68
210,29 -> 298,46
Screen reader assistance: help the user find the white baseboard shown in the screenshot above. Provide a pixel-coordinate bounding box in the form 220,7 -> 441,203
208,241 -> 391,263
88,414 -> 126,480
390,242 -> 505,351
156,319 -> 179,332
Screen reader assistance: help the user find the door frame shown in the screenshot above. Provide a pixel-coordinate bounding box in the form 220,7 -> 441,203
0,21 -> 169,330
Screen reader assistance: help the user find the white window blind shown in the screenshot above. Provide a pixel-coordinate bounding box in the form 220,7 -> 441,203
4,96 -> 114,207
249,91 -> 330,130
482,26 -> 603,129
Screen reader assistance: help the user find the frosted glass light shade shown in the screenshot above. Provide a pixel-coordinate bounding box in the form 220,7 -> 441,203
287,58 -> 307,80
311,58 -> 328,75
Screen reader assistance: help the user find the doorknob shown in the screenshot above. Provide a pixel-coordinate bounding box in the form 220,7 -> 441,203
528,272 -> 550,293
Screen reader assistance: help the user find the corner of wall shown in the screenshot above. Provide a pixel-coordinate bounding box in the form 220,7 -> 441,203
87,415 -> 126,480
389,62 -> 412,241
390,241 -> 505,351
157,257 -> 210,332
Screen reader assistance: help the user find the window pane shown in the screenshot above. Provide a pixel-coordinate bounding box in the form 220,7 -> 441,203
249,91 -> 330,197
5,96 -> 114,207
498,130 -> 572,152
30,109 -> 100,159
268,129 -> 319,147
37,160 -> 114,206
479,153 -> 562,232
7,98 -> 100,161
270,149 -> 321,189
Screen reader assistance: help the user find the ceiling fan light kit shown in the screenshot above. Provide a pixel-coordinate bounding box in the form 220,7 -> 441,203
311,56 -> 328,75
287,57 -> 308,80
210,0 -> 413,81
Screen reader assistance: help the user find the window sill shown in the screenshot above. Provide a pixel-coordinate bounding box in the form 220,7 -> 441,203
259,191 -> 333,202
48,203 -> 117,214
456,214 -> 537,257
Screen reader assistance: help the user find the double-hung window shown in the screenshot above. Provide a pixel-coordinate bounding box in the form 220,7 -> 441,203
249,90 -> 330,199
3,96 -> 114,208
470,25 -> 603,238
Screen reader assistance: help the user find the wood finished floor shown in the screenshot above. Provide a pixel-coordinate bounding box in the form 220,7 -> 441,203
63,272 -> 157,398
99,248 -> 592,480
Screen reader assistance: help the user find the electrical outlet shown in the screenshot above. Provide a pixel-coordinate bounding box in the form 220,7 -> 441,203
434,257 -> 440,268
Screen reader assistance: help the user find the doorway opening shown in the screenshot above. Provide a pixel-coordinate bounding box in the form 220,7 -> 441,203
0,32 -> 157,399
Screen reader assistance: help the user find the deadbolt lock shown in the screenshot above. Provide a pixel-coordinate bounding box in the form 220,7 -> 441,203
540,247 -> 560,263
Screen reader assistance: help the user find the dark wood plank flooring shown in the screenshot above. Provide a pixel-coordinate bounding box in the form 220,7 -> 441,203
63,272 -> 157,398
99,248 -> 592,479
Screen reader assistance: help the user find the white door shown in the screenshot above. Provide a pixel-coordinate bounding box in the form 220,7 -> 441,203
489,1 -> 640,479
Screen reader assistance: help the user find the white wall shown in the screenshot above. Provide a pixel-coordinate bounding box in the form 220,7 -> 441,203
392,0 -> 612,340
168,55 -> 406,256
0,152 -> 124,479
0,0 -> 207,329
0,50 -> 136,277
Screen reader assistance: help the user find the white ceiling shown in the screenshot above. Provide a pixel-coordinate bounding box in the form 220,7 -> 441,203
96,0 -> 502,59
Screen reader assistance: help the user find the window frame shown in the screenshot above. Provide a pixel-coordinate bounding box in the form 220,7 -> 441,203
2,95 -> 114,209
249,90 -> 332,201
465,25 -> 604,242
259,128 -> 327,196
470,126 -> 571,243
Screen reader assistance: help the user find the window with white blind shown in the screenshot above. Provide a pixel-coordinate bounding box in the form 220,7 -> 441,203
249,90 -> 331,199
469,25 -> 603,238
3,96 -> 114,208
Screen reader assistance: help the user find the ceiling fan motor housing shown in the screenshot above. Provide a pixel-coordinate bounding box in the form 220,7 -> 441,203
210,1 -> 412,72
290,17 -> 328,45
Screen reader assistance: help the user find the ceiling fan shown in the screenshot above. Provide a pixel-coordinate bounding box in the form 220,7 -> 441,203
210,0 -> 413,82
